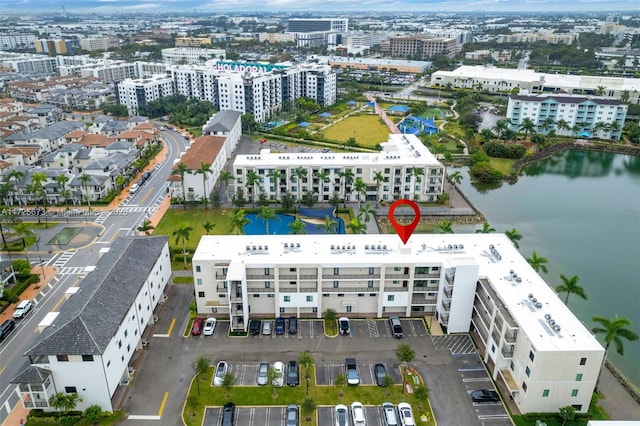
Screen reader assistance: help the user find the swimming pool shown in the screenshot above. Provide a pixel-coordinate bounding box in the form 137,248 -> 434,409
243,213 -> 345,235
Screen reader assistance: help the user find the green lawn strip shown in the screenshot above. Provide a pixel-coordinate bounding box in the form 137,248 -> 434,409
322,114 -> 390,148
184,318 -> 195,337
173,276 -> 194,284
324,319 -> 338,337
487,157 -> 516,174
185,366 -> 434,426
153,208 -> 234,251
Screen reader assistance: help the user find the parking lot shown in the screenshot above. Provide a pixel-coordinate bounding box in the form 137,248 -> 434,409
318,405 -> 383,425
316,362 -> 402,386
203,406 -> 287,426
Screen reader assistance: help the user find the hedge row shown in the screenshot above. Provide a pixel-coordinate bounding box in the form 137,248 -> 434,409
484,142 -> 527,159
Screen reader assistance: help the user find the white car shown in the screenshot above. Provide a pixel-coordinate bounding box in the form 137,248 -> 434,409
203,318 -> 216,336
398,402 -> 415,426
262,321 -> 272,335
213,361 -> 228,386
272,361 -> 284,387
334,404 -> 348,426
129,183 -> 139,194
351,402 -> 366,426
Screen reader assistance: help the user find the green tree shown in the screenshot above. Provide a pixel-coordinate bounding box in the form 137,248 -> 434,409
218,170 -> 234,202
84,405 -> 102,424
298,350 -> 314,370
448,171 -> 463,198
335,373 -> 347,397
267,169 -> 286,203
526,251 -> 549,274
192,356 -> 210,395
11,222 -> 34,260
172,163 -> 189,209
592,316 -> 639,386
173,222 -> 193,269
50,392 -> 82,414
339,169 -> 355,207
475,222 -> 495,234
347,217 -> 367,234
267,367 -> 279,397
301,397 -> 316,422
353,177 -> 367,207
318,215 -> 338,234
314,169 -> 330,196
222,372 -> 236,398
504,228 -> 522,248
519,117 -> 536,138
559,405 -> 577,426
230,209 -> 249,235
232,188 -> 247,208
328,192 -> 341,210
257,206 -> 279,235
31,171 -> 48,216
202,220 -> 216,235
556,274 -> 587,306
7,169 -> 24,205
55,173 -> 70,210
413,384 -> 430,410
197,161 -> 213,209
292,167 -> 307,209
373,170 -> 385,206
436,220 -> 454,234
288,217 -> 307,234
79,173 -> 93,213
358,202 -> 375,223
395,343 -> 415,394
137,219 -> 155,236
245,169 -> 260,208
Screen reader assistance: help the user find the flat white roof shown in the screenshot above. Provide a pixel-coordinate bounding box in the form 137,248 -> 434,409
234,134 -> 441,168
194,233 -> 603,353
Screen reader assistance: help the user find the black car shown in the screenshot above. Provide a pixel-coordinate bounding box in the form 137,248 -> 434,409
221,402 -> 235,425
287,360 -> 299,386
374,363 -> 389,387
275,317 -> 286,335
471,389 -> 501,403
288,317 -> 297,334
249,319 -> 261,336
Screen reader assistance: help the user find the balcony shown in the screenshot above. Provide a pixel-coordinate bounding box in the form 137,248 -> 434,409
441,299 -> 451,311
443,286 -> 453,299
501,345 -> 515,358
411,294 -> 437,305
445,274 -> 455,286
321,286 -> 381,292
247,274 -> 274,280
322,273 -> 381,280
504,331 -> 518,344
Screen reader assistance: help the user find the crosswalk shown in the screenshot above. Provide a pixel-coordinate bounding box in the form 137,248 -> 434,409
57,266 -> 87,275
94,211 -> 111,225
111,206 -> 157,214
50,250 -> 76,268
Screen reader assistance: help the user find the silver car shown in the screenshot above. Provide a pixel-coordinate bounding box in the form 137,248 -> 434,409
257,362 -> 269,386
262,321 -> 272,335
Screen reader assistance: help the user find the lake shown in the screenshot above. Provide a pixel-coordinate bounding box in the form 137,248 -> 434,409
452,150 -> 640,387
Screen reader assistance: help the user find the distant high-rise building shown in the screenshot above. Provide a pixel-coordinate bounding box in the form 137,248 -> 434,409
287,18 -> 348,33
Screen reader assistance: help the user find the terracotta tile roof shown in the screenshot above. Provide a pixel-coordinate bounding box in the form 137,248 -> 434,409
65,130 -> 88,139
173,135 -> 226,171
78,133 -> 116,147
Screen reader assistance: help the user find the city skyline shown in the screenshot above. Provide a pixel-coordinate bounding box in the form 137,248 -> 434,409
1,0 -> 639,13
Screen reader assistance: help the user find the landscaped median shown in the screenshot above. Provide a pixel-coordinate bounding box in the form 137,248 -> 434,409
183,364 -> 436,426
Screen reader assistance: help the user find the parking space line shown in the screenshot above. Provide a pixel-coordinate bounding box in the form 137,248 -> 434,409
408,320 -> 417,336
367,319 -> 379,337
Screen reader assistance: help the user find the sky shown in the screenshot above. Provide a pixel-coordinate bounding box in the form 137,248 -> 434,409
1,0 -> 639,13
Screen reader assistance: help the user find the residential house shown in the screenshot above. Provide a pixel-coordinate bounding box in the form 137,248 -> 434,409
201,110 -> 242,158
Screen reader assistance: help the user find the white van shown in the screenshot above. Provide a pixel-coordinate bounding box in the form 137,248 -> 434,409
13,300 -> 32,319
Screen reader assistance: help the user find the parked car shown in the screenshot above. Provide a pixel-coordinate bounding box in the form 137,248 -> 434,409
221,402 -> 235,426
191,318 -> 204,336
203,318 -> 217,336
288,317 -> 298,334
214,361 -> 228,386
13,300 -> 32,319
0,319 -> 16,343
375,363 -> 389,387
287,360 -> 299,386
398,403 -> 415,426
381,402 -> 399,426
257,362 -> 269,386
249,319 -> 261,335
275,317 -> 286,335
351,402 -> 366,426
262,320 -> 271,335
471,389 -> 501,403
322,147 -> 331,153
286,404 -> 298,426
345,358 -> 359,385
129,183 -> 139,194
273,361 -> 284,387
338,317 -> 350,335
389,316 -> 404,338
335,404 -> 348,426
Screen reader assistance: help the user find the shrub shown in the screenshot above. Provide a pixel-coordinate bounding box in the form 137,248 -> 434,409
470,162 -> 503,183
484,142 -> 527,159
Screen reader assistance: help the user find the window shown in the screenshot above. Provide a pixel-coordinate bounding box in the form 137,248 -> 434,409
525,367 -> 531,377
195,265 -> 201,272
280,307 -> 285,313
306,295 -> 313,302
358,293 -> 364,297
333,267 -> 339,275
369,267 -> 374,275
542,389 -> 550,397
580,357 -> 587,366
529,350 -> 535,362
265,281 -> 271,288
118,341 -> 122,349
491,344 -> 495,353
57,355 -> 69,362
510,361 -> 514,371
124,329 -> 128,337
387,295 -> 395,302
284,296 -> 291,302
356,168 -> 362,174
198,291 -> 205,297
267,294 -> 274,298
264,268 -> 270,275
107,360 -> 111,367
368,280 -> 374,288
338,293 -> 344,297
333,280 -> 339,288
571,389 -> 579,397
346,306 -> 352,312
196,278 -> 202,285
313,307 -> 318,313
64,386 -> 77,393
394,266 -> 401,272
522,382 -> 528,392
127,344 -> 131,352
575,374 -> 583,382
370,293 -> 376,297
289,267 -> 297,272
253,294 -> 260,298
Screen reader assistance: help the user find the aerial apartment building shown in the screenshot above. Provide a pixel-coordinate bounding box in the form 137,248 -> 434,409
389,35 -> 460,59
115,75 -> 174,115
232,133 -> 444,204
192,233 -> 604,415
507,94 -> 627,140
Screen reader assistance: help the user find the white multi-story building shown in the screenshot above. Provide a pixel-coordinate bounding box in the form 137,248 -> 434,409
161,47 -> 226,64
0,34 -> 37,50
79,37 -> 120,51
115,75 -> 174,115
233,133 -> 444,204
12,236 -> 171,412
192,233 -> 604,415
507,94 -> 627,140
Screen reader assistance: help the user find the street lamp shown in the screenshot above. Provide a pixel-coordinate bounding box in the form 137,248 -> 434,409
305,372 -> 310,395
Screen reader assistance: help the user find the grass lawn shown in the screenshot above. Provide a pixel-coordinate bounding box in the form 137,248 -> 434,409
322,114 -> 390,148
184,366 -> 435,426
153,208 -> 235,251
418,107 -> 445,119
488,157 -> 516,174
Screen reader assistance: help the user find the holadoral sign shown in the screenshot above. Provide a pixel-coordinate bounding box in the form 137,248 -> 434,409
214,61 -> 290,74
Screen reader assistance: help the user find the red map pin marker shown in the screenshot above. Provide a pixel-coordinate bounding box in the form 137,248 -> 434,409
388,199 -> 421,245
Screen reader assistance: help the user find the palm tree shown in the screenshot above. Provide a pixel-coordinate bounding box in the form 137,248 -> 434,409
493,119 -> 511,139
556,119 -> 571,135
592,315 -> 639,391
245,169 -> 260,208
79,173 -> 92,213
373,170 -> 385,206
595,85 -> 606,96
556,274 -> 587,306
347,217 -> 367,234
475,222 -> 495,233
504,228 -> 522,248
172,162 -> 189,209
11,222 -> 34,261
197,162 -> 213,209
31,172 -> 47,222
291,167 -> 307,209
339,168 -> 354,207
7,169 -> 24,205
230,209 -> 249,235
314,170 -> 330,199
519,117 -> 536,139
257,206 -> 279,235
539,117 -> 556,134
267,169 -> 286,204
358,202 -> 375,223
202,220 -> 216,234
137,219 -> 155,236
436,220 -> 454,234
288,217 -> 307,234
55,173 -> 70,209
173,222 -> 193,269
409,167 -> 424,200
526,251 -> 548,274
318,215 -> 338,234
218,170 -> 234,202
353,177 -> 367,207
448,171 -> 463,199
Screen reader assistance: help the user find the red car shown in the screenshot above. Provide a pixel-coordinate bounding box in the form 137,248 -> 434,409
260,138 -> 268,144
191,318 -> 204,336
